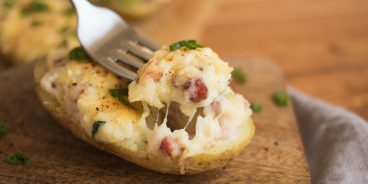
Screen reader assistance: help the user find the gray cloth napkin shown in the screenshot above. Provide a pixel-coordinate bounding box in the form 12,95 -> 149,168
289,88 -> 368,184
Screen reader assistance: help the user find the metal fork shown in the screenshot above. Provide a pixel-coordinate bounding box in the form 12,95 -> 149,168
71,0 -> 160,80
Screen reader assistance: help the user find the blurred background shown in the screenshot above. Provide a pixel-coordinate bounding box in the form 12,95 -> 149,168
0,0 -> 367,120
199,0 -> 368,120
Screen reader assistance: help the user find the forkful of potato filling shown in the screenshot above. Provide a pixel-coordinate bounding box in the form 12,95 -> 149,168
127,41 -> 254,160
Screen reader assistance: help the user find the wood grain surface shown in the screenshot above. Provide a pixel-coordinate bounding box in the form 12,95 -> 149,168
201,0 -> 368,120
0,60 -> 309,183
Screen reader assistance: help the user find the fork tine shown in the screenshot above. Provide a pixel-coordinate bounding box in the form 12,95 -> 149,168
100,57 -> 137,80
72,0 -> 160,80
124,42 -> 152,61
135,34 -> 161,51
111,49 -> 145,68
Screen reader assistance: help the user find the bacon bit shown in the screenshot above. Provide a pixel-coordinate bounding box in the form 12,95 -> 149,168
211,100 -> 222,117
51,82 -> 57,89
168,58 -> 174,62
184,79 -> 208,103
198,67 -> 204,71
140,61 -> 163,82
160,137 -> 174,156
159,136 -> 184,157
146,71 -> 163,82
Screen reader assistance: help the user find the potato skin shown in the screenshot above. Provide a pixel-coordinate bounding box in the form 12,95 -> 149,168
34,60 -> 255,174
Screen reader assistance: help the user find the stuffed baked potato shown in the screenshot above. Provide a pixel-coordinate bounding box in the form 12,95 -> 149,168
34,43 -> 254,174
0,0 -> 169,64
0,0 -> 78,64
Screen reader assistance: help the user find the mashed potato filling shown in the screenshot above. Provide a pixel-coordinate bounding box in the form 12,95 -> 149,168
40,45 -> 252,172
129,47 -> 233,117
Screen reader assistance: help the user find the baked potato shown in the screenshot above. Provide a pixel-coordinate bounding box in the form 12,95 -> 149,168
34,43 -> 254,174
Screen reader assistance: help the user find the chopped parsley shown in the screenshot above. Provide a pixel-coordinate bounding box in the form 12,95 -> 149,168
273,92 -> 289,107
109,88 -> 128,97
232,68 -> 246,84
3,0 -> 15,9
21,0 -> 49,16
0,121 -> 6,136
169,40 -> 203,51
68,47 -> 89,61
109,88 -> 135,110
250,103 -> 263,112
92,121 -> 105,137
30,20 -> 42,27
6,152 -> 31,167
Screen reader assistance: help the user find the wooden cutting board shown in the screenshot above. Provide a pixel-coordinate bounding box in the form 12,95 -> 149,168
0,59 -> 310,183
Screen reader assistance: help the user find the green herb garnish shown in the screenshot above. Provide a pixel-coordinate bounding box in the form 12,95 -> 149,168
250,103 -> 263,112
30,20 -> 42,27
6,152 -> 31,167
92,121 -> 105,137
3,0 -> 15,9
0,121 -> 6,136
21,0 -> 49,16
109,88 -> 135,110
6,155 -> 19,165
68,47 -> 89,61
169,40 -> 203,51
169,40 -> 186,51
109,88 -> 129,97
273,92 -> 288,107
232,68 -> 246,84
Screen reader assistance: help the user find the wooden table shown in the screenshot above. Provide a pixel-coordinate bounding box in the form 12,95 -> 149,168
200,0 -> 368,120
